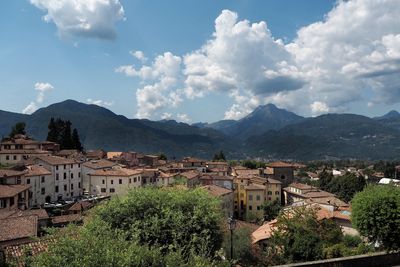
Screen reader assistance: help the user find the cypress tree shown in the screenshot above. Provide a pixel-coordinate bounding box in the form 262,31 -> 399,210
72,128 -> 83,151
46,118 -> 58,142
60,120 -> 73,150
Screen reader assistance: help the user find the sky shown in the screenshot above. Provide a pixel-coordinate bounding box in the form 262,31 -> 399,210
1,0 -> 400,123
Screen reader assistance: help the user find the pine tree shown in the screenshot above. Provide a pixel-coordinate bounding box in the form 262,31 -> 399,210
46,118 -> 58,142
9,122 -> 26,138
72,128 -> 83,151
60,120 -> 73,150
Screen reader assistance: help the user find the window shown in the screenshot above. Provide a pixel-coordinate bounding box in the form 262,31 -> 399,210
268,197 -> 271,201
101,188 -> 106,193
71,164 -> 73,169
134,177 -> 137,183
249,205 -> 252,210
6,155 -> 9,160
268,191 -> 272,195
41,176 -> 45,183
78,164 -> 81,168
275,191 -> 280,195
55,186 -> 59,193
78,182 -> 81,188
10,197 -> 14,207
0,199 -> 5,208
71,184 -> 74,190
71,192 -> 74,197
56,166 -> 59,171
256,195 -> 261,201
13,155 -> 17,160
64,165 -> 66,169
111,180 -> 114,185
71,173 -> 74,179
41,188 -> 45,195
257,206 -> 261,211
102,179 -> 105,185
281,175 -> 286,180
27,178 -> 30,184
119,179 -> 122,184
56,174 -> 59,180
249,195 -> 253,201
63,173 -> 67,179
110,188 -> 115,193
129,178 -> 132,184
64,185 -> 67,191
138,177 -> 141,181
78,172 -> 81,178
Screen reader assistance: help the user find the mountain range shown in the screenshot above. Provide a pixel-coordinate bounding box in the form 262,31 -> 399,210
1,100 -> 400,161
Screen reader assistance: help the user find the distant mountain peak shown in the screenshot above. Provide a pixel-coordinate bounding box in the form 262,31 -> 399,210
375,110 -> 400,120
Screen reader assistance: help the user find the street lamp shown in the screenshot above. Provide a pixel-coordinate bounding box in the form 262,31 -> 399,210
228,216 -> 236,261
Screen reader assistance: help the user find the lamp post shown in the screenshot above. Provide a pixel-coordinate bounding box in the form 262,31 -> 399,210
228,216 -> 236,262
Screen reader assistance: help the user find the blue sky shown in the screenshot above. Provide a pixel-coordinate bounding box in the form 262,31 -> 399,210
1,0 -> 400,122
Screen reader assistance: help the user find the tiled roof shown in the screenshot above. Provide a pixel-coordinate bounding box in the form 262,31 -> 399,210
68,201 -> 93,212
51,214 -> 82,225
180,170 -> 200,180
0,184 -> 30,198
1,138 -> 40,145
235,169 -> 260,177
266,177 -> 282,184
0,150 -> 50,155
200,175 -> 233,181
35,155 -> 77,165
25,165 -> 51,177
266,161 -> 294,168
0,169 -> 26,178
182,157 -> 205,163
5,239 -> 52,266
289,183 -> 315,190
252,220 -> 278,244
0,215 -> 37,242
89,168 -> 143,177
107,152 -> 123,159
201,185 -> 232,197
244,184 -> 266,191
83,159 -> 116,170
0,209 -> 49,220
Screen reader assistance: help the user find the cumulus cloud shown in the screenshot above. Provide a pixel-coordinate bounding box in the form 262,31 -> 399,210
130,50 -> 148,63
23,82 -> 54,114
177,113 -> 191,123
87,98 -> 114,107
30,0 -> 125,40
118,1 -> 400,119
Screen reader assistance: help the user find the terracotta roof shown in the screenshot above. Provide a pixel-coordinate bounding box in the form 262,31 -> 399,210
0,215 -> 37,242
201,185 -> 232,197
0,169 -> 26,178
25,165 -> 51,177
252,220 -> 278,244
68,201 -> 93,212
107,152 -> 123,159
83,159 -> 116,170
307,196 -> 349,208
244,184 -> 266,191
89,168 -> 143,177
180,170 -> 200,180
34,155 -> 77,165
5,239 -> 52,266
51,214 -> 82,225
267,177 -> 282,184
206,161 -> 228,165
266,161 -> 294,168
1,138 -> 40,145
182,157 -> 205,163
289,183 -> 315,190
235,169 -> 260,177
0,184 -> 30,198
0,209 -> 49,220
56,149 -> 79,156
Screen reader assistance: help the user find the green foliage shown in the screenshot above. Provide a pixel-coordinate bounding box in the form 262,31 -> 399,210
262,199 -> 282,221
319,171 -> 366,202
241,160 -> 265,169
31,187 -> 228,266
266,207 -> 344,265
352,185 -> 400,251
222,227 -> 258,266
158,153 -> 167,160
373,161 -> 396,178
9,122 -> 26,138
47,118 -> 83,150
213,150 -> 226,161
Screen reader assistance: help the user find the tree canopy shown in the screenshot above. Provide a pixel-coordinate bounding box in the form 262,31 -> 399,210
8,122 -> 26,138
47,118 -> 83,151
30,187 -> 228,266
352,185 -> 400,251
319,171 -> 366,202
213,150 -> 226,161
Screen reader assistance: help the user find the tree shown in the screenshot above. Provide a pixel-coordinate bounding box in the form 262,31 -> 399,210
9,122 -> 26,138
351,185 -> 400,251
213,150 -> 226,161
222,227 -> 258,266
31,187 -> 229,266
266,206 -> 343,265
60,120 -> 73,150
71,128 -> 83,151
46,118 -> 58,143
262,199 -> 282,221
319,172 -> 366,202
158,153 -> 167,160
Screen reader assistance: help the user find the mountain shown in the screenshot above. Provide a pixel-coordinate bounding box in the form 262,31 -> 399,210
0,100 -> 236,159
202,104 -> 305,139
374,110 -> 400,120
246,113 -> 400,160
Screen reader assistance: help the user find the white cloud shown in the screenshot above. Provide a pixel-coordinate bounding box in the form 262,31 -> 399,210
130,50 -> 148,63
87,98 -> 114,107
22,102 -> 38,115
23,82 -> 54,114
177,113 -> 191,123
161,112 -> 172,120
34,82 -> 54,103
30,0 -> 125,40
118,1 -> 400,120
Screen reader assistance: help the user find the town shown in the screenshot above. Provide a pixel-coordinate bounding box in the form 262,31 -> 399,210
0,123 -> 399,266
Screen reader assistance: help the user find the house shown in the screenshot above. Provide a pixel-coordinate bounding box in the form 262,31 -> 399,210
201,185 -> 234,217
156,171 -> 177,187
206,161 -> 229,176
88,167 -> 143,196
378,177 -> 400,186
283,183 -> 336,205
0,215 -> 38,247
0,209 -> 49,233
234,176 -> 282,220
81,159 -> 117,194
0,136 -> 55,165
179,157 -> 206,172
0,184 -> 30,211
24,165 -> 53,207
33,155 -> 82,201
199,174 -> 233,190
138,154 -> 159,167
265,161 -> 295,187
85,149 -> 107,160
179,170 -> 201,187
